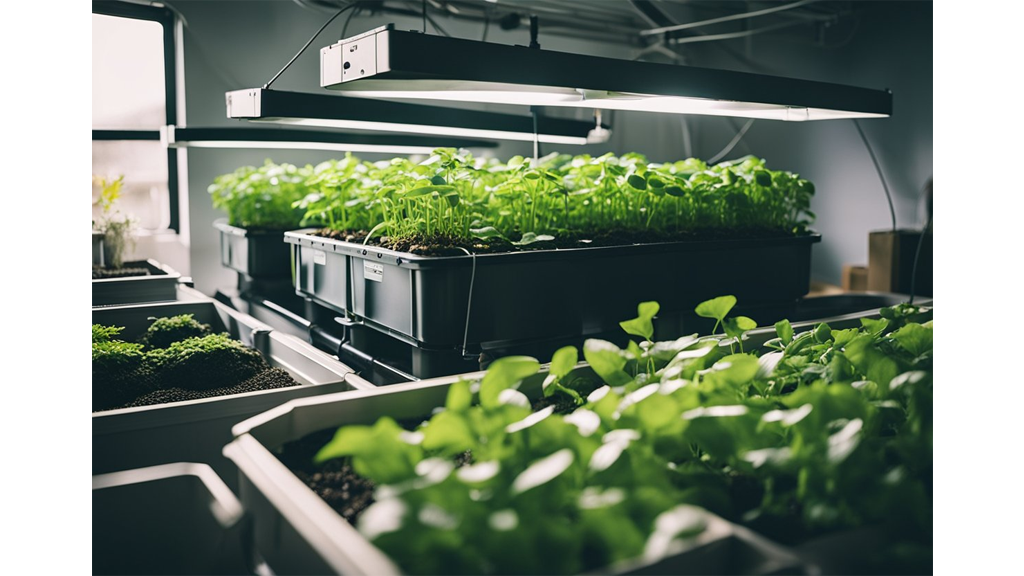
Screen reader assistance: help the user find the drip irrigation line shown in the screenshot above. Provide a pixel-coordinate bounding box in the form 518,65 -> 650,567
708,119 -> 755,164
455,247 -> 478,360
264,3 -> 356,89
854,119 -> 897,232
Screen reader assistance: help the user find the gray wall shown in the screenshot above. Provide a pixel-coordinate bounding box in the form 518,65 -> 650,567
175,0 -> 931,293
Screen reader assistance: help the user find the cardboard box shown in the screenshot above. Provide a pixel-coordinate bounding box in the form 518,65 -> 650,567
867,230 -> 933,296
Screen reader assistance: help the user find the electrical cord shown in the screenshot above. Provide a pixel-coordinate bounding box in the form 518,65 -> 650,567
708,119 -> 755,164
263,2 -> 356,89
853,119 -> 897,232
642,0 -> 821,36
407,0 -> 451,37
340,5 -> 359,39
908,179 -> 932,305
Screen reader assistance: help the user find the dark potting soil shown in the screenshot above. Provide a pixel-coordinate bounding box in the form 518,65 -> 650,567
277,421 -> 470,526
309,227 -> 800,257
92,265 -> 152,279
531,394 -> 582,415
277,427 -> 378,524
104,367 -> 300,411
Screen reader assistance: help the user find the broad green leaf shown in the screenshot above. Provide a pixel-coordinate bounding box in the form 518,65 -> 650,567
814,323 -> 832,343
470,226 -> 503,239
775,319 -> 794,344
445,379 -> 472,412
665,185 -> 686,197
627,174 -> 647,190
511,449 -> 575,494
695,296 -> 737,323
421,411 -> 476,453
479,356 -> 540,409
549,346 -> 578,379
843,334 -> 902,389
723,316 -> 757,340
892,323 -> 932,357
860,317 -> 890,336
404,184 -> 454,197
583,339 -> 633,387
619,301 -> 660,340
831,328 -> 859,348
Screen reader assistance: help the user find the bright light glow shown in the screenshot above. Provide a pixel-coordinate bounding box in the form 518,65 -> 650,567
252,116 -> 590,145
331,80 -> 889,121
169,140 -> 438,155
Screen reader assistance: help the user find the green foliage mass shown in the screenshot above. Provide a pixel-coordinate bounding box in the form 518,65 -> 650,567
92,332 -> 158,411
293,149 -> 815,244
92,317 -> 271,409
146,333 -> 267,391
92,324 -> 124,343
209,160 -> 312,229
314,298 -> 932,574
140,314 -> 212,349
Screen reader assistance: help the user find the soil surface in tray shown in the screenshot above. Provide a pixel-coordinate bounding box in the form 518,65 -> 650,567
277,395 -> 585,526
310,227 -> 800,257
115,367 -> 299,410
92,265 -> 152,279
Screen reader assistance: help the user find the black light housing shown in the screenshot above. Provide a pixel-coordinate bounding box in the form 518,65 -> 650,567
320,25 -> 892,121
225,88 -> 609,145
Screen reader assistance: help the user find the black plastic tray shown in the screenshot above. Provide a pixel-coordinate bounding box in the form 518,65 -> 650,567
92,259 -> 181,307
215,220 -> 292,279
285,230 -> 821,349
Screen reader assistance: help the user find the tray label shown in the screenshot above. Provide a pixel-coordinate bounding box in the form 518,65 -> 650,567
364,261 -> 384,283
313,250 -> 327,265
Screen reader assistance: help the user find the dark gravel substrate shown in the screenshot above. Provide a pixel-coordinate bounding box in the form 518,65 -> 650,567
92,266 -> 152,279
102,367 -> 300,411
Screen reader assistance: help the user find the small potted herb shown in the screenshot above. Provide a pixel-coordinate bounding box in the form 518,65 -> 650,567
209,160 -> 312,279
92,175 -> 137,274
92,175 -> 182,306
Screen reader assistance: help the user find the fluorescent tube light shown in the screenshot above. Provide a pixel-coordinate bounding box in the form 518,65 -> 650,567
225,89 -> 608,145
163,126 -> 496,155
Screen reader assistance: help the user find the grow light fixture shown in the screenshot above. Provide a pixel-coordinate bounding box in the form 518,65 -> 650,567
163,126 -> 495,155
321,26 -> 892,121
225,88 -> 609,145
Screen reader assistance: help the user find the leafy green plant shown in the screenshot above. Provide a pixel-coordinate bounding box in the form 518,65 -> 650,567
209,160 -> 312,229
140,314 -> 212,349
93,175 -> 135,268
311,297 -> 932,574
293,149 -> 816,249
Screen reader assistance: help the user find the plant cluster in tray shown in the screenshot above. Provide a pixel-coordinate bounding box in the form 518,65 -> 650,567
92,314 -> 298,412
208,160 -> 312,230
289,149 -> 816,254
293,297 -> 932,574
